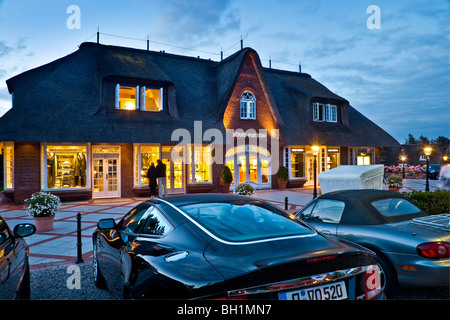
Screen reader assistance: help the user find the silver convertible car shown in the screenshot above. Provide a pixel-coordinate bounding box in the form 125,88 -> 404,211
296,190 -> 449,297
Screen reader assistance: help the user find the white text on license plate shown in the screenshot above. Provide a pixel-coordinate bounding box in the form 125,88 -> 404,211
279,281 -> 347,300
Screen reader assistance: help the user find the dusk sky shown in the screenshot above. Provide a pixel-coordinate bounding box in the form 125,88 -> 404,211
0,0 -> 448,144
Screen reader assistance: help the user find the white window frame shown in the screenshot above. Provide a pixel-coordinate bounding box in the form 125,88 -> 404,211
41,143 -> 91,191
240,91 -> 256,120
313,103 -> 337,123
116,84 -> 163,111
139,86 -> 164,112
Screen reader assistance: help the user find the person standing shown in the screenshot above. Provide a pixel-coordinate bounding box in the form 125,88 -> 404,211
147,162 -> 157,198
156,159 -> 167,197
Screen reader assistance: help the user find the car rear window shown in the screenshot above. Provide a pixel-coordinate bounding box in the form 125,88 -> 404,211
179,201 -> 315,243
371,198 -> 422,218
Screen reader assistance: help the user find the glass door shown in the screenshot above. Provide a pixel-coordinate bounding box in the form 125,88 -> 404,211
93,153 -> 120,199
162,146 -> 184,194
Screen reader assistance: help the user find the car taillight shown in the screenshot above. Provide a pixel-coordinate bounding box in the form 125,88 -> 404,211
417,242 -> 450,259
364,265 -> 382,300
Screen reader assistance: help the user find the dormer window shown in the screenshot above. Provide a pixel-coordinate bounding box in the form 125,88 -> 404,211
115,84 -> 163,111
240,91 -> 256,119
313,103 -> 337,123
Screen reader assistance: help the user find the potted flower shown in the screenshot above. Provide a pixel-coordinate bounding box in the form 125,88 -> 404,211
233,183 -> 254,196
276,166 -> 289,189
24,192 -> 61,232
387,175 -> 402,192
220,165 -> 233,193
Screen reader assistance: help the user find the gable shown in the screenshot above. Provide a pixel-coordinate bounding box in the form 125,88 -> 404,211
222,51 -> 282,143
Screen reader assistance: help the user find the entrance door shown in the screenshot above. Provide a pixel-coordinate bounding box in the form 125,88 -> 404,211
93,155 -> 120,199
305,154 -> 318,186
161,146 -> 184,194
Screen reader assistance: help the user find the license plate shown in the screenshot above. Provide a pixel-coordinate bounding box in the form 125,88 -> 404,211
278,281 -> 347,300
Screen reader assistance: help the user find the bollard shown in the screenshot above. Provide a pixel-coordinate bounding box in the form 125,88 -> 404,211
75,212 -> 84,264
285,197 -> 289,211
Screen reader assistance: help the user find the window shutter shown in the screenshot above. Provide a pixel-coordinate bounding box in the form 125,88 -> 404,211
312,103 -> 319,121
140,86 -> 146,110
135,86 -> 139,110
159,88 -> 163,111
331,105 -> 337,122
326,104 -> 331,122
115,84 -> 120,109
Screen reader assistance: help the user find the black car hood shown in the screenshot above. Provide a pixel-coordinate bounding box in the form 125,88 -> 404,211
204,233 -> 375,286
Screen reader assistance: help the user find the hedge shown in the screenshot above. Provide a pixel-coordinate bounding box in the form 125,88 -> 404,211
402,190 -> 450,215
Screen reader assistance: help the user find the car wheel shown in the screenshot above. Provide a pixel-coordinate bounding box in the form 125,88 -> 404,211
376,253 -> 398,297
93,238 -> 107,289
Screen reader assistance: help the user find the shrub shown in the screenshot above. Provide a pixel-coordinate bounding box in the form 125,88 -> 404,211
233,183 -> 254,196
276,166 -> 289,181
220,165 -> 233,184
387,175 -> 402,188
402,190 -> 450,215
24,192 -> 61,217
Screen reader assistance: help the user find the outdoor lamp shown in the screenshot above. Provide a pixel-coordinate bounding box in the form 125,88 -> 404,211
401,155 -> 407,178
443,155 -> 448,163
424,146 -> 432,192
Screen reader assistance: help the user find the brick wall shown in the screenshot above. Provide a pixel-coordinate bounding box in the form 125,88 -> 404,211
14,142 -> 41,204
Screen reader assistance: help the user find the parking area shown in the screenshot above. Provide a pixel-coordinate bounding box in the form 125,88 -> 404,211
0,179 -> 446,268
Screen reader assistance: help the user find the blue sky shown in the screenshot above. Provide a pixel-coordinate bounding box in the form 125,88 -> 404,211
0,0 -> 448,143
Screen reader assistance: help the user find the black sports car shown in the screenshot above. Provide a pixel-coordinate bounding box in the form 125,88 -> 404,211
0,216 -> 36,299
92,194 -> 383,300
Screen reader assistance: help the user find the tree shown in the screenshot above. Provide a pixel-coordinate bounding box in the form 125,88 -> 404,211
434,136 -> 450,155
404,133 -> 418,145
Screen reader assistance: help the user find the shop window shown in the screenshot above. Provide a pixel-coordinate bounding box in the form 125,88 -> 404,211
313,103 -> 337,123
194,146 -> 211,183
240,91 -> 256,120
327,148 -> 340,170
45,145 -> 87,189
290,148 -> 305,178
3,144 -> 13,190
135,145 -> 160,187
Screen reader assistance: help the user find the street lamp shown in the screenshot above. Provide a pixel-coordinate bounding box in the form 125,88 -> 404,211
311,141 -> 320,199
401,155 -> 406,178
424,146 -> 432,192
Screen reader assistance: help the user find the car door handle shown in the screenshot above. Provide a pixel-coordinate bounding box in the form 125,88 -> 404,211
321,230 -> 331,234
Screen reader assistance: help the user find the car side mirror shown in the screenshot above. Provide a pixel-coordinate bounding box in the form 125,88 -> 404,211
0,233 -> 6,245
13,223 -> 36,238
98,218 -> 116,230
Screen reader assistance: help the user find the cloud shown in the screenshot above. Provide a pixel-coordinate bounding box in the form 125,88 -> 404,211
150,0 -> 240,48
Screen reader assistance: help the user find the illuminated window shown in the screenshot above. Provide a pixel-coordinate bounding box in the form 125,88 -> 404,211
290,148 -> 305,178
3,144 -> 13,190
115,84 -> 163,111
240,91 -> 256,120
140,87 -> 163,111
45,145 -> 88,189
194,146 -> 211,183
116,85 -> 138,110
134,145 -> 160,187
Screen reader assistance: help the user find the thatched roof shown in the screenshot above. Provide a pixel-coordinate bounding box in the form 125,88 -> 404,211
0,42 -> 399,147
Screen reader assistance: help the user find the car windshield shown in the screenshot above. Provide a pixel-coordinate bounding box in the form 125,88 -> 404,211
371,198 -> 422,219
179,201 -> 315,243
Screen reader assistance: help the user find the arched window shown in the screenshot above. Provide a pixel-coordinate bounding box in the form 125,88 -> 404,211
240,91 -> 256,119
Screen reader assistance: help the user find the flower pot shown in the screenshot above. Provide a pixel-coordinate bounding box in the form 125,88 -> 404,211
278,180 -> 288,189
220,184 -> 230,193
388,187 -> 400,192
33,216 -> 54,232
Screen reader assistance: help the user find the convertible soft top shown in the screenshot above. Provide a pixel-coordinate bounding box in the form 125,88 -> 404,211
313,189 -> 427,225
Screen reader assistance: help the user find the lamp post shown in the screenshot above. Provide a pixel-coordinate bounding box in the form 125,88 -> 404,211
424,146 -> 432,192
312,143 -> 320,199
401,155 -> 406,179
